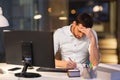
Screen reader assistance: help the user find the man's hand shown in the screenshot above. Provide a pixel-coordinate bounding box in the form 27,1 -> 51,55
78,28 -> 95,41
55,59 -> 77,69
65,60 -> 77,69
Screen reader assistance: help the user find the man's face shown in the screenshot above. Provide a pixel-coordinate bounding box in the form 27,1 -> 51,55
73,23 -> 86,39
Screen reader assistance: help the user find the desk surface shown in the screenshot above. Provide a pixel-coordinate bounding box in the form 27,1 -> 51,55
0,63 -> 120,80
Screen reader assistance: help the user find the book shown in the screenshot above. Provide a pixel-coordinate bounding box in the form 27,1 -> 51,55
67,69 -> 80,77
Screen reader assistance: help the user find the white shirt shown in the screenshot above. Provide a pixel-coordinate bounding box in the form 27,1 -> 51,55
53,25 -> 98,64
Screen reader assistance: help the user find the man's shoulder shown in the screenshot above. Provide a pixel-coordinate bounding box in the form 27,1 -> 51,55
91,29 -> 98,36
55,25 -> 70,33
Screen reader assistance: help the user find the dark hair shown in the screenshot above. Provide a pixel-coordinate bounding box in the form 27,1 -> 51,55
75,13 -> 93,28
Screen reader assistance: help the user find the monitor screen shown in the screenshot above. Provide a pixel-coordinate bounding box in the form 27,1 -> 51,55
3,31 -> 55,68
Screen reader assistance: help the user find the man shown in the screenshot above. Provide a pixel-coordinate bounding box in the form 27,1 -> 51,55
53,13 -> 100,70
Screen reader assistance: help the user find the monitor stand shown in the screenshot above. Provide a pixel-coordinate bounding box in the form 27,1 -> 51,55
15,72 -> 41,78
15,61 -> 41,78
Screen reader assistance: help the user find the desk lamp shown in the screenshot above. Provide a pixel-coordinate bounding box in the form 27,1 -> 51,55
0,7 -> 9,74
0,7 -> 9,27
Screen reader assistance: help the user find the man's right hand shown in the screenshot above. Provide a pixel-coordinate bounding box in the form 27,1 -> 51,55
55,59 -> 77,69
65,60 -> 77,69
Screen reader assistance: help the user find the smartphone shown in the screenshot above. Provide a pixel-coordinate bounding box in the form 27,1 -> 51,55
8,67 -> 21,71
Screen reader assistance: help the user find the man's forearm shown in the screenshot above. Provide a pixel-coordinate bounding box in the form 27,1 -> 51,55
89,40 -> 100,66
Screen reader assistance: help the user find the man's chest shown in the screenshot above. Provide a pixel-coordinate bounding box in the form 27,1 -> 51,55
59,36 -> 89,51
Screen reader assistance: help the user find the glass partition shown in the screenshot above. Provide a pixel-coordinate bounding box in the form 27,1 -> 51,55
0,0 -> 118,64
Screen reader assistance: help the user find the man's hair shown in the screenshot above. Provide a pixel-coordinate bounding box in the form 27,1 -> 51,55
75,13 -> 93,28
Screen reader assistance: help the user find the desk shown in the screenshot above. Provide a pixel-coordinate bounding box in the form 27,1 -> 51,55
0,63 -> 84,80
0,63 -> 120,80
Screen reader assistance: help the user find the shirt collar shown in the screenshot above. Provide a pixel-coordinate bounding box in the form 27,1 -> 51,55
67,24 -> 74,37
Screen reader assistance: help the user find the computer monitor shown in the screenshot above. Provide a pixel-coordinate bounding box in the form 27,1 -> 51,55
3,31 -> 55,69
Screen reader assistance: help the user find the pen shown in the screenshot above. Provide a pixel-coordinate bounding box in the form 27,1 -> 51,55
69,57 -> 73,62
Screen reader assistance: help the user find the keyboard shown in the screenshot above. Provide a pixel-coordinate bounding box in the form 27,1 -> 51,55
36,67 -> 67,72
